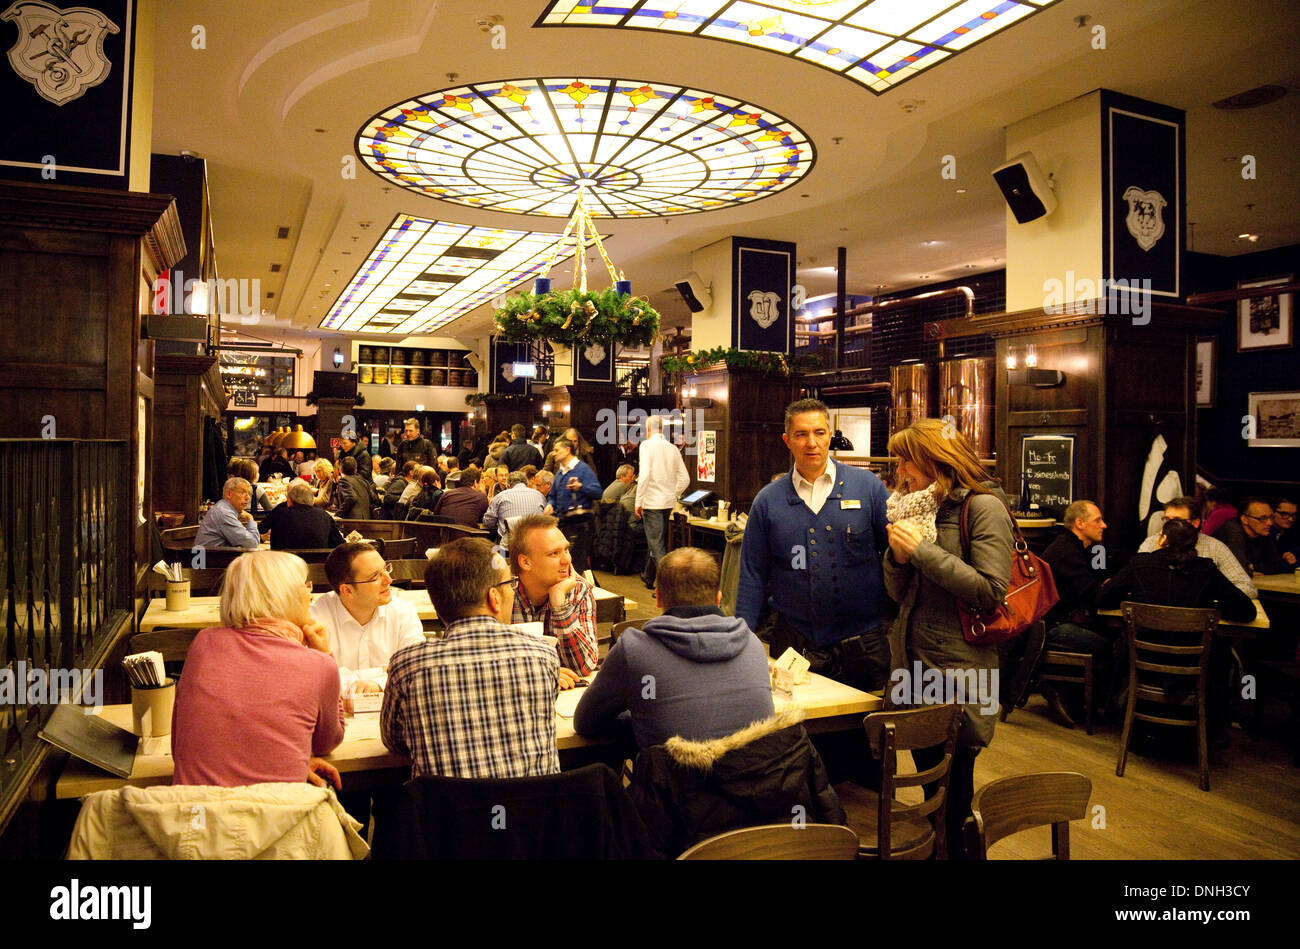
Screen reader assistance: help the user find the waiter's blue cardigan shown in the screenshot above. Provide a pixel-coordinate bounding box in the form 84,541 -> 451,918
548,460 -> 603,516
737,464 -> 890,647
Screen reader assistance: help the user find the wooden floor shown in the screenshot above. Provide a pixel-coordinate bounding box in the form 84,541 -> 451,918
592,569 -> 1300,860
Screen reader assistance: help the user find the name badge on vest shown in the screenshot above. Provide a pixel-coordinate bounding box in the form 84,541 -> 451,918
840,499 -> 861,510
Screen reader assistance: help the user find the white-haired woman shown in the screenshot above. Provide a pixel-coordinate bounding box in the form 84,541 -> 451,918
312,458 -> 336,509
172,551 -> 345,788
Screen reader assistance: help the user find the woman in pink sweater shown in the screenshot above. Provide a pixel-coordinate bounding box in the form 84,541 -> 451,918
173,551 -> 346,788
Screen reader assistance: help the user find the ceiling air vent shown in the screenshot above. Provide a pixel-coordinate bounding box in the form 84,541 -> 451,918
276,226 -> 290,239
1212,85 -> 1286,110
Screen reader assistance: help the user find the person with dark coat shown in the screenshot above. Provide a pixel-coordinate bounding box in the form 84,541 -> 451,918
500,424 -> 544,472
336,434 -> 372,483
405,468 -> 445,521
434,467 -> 488,527
881,418 -> 1014,860
258,448 -> 294,482
267,479 -> 346,550
626,707 -> 843,858
1213,498 -> 1292,575
396,418 -> 436,469
333,456 -> 373,519
382,461 -> 417,519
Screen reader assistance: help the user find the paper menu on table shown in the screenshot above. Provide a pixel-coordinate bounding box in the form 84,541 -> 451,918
555,686 -> 586,719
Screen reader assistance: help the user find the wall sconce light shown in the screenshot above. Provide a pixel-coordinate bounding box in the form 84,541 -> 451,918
333,347 -> 344,368
542,402 -> 552,414
415,404 -> 425,412
1024,344 -> 1038,368
1004,347 -> 1017,370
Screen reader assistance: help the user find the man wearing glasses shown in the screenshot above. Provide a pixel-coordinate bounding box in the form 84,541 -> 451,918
1213,497 -> 1292,575
1270,497 -> 1299,566
311,542 -> 425,693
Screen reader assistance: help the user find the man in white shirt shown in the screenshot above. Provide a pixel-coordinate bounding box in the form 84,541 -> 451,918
635,414 -> 690,589
310,542 -> 425,694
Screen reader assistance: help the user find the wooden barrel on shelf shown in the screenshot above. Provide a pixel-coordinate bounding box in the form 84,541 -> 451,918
462,371 -> 477,388
373,365 -> 389,384
410,349 -> 427,366
358,365 -> 374,384
428,368 -> 446,387
391,349 -> 408,365
408,367 -> 426,386
372,347 -> 389,364
429,350 -> 448,367
446,368 -> 462,387
390,366 -> 407,385
358,346 -> 373,364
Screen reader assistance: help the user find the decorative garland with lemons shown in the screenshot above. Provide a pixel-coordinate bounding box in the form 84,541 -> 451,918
494,288 -> 660,348
659,348 -> 822,375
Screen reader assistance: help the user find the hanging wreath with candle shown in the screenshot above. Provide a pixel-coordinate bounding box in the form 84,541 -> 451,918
494,187 -> 660,347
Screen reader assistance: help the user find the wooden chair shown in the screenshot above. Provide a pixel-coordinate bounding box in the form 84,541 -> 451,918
963,772 -> 1092,860
677,823 -> 859,860
129,628 -> 201,676
1040,650 -> 1096,734
146,567 -> 226,597
609,619 -> 640,647
337,519 -> 404,541
837,703 -> 963,859
381,537 -> 418,560
389,558 -> 430,589
1115,602 -> 1218,791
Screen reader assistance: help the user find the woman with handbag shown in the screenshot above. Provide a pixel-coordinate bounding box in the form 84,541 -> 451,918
882,418 -> 1015,859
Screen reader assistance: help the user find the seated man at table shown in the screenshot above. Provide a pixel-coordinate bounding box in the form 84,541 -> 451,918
381,539 -> 560,778
434,465 -> 489,527
602,464 -> 636,502
310,542 -> 425,694
483,470 -> 545,542
194,477 -> 262,550
574,547 -> 773,749
268,479 -> 346,550
1039,499 -> 1121,725
1213,497 -> 1292,575
1138,497 -> 1257,598
1269,496 -> 1299,565
508,514 -> 597,681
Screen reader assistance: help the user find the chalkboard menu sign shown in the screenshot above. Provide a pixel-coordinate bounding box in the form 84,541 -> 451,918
1020,435 -> 1075,517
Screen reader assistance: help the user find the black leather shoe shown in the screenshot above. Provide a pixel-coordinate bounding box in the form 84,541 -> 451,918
1043,688 -> 1075,728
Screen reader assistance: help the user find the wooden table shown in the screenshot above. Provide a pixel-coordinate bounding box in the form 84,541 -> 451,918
1254,572 -> 1300,598
1097,599 -> 1271,634
140,586 -> 633,631
55,672 -> 879,798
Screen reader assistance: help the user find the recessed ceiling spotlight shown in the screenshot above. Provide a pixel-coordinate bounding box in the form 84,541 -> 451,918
921,240 -> 938,246
955,188 -> 967,194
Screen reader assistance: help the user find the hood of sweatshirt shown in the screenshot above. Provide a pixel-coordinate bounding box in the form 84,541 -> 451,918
637,611 -> 756,662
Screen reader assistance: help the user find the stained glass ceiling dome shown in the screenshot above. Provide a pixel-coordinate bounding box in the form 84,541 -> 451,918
356,77 -> 813,218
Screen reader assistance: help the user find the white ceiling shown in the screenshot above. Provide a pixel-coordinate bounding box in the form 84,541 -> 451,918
151,0 -> 1300,344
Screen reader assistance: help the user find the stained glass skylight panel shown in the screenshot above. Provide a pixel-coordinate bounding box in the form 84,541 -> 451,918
356,77 -> 812,217
535,0 -> 1063,94
320,216 -> 596,334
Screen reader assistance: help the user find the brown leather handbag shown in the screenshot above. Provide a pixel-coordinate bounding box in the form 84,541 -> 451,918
957,494 -> 1059,646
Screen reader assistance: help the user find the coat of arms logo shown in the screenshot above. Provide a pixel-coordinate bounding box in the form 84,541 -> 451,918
500,362 -> 516,383
747,290 -> 781,329
2,1 -> 120,106
1121,186 -> 1167,252
583,342 -> 607,365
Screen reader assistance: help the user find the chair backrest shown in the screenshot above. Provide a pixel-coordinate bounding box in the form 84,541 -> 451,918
389,558 -> 429,589
964,771 -> 1091,860
863,703 -> 963,859
1121,601 -> 1218,686
338,519 -> 403,541
129,627 -> 201,664
609,619 -> 639,647
382,537 -> 418,560
147,567 -> 227,597
678,823 -> 859,860
159,525 -> 199,548
279,548 -> 337,564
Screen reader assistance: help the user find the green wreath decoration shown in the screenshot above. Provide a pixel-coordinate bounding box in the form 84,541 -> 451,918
465,392 -> 535,407
494,288 -> 660,348
659,348 -> 822,376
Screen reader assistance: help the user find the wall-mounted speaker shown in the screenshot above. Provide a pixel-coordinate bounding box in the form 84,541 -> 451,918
674,272 -> 711,313
992,151 -> 1057,224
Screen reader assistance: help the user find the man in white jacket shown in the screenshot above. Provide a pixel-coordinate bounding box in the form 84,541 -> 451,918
635,414 -> 690,589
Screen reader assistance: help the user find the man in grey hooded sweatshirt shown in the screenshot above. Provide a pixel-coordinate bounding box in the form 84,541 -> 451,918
574,547 -> 774,749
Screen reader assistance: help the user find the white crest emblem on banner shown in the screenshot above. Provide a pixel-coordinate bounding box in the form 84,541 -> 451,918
1121,186 -> 1167,252
2,1 -> 120,106
500,362 -> 516,383
583,342 -> 606,365
748,290 -> 781,329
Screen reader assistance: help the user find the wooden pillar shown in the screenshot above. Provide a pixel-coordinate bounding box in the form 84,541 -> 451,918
153,354 -> 226,522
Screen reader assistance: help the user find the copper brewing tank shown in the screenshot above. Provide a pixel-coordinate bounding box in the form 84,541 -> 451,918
939,357 -> 994,457
890,363 -> 932,438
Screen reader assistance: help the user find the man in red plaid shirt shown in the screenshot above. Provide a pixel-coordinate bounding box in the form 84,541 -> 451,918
508,515 -> 598,684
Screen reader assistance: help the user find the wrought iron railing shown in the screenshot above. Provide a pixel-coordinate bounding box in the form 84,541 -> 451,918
0,440 -> 130,828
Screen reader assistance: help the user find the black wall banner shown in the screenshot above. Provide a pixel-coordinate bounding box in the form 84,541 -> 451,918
0,0 -> 137,187
490,338 -> 530,395
575,337 -> 615,383
1100,90 -> 1185,299
732,237 -> 796,353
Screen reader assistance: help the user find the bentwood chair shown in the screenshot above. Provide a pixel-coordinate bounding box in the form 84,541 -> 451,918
963,772 -> 1092,860
678,824 -> 859,860
1115,602 -> 1219,791
837,704 -> 963,859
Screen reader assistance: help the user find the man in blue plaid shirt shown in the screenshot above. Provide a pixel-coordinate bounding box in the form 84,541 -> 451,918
381,539 -> 560,778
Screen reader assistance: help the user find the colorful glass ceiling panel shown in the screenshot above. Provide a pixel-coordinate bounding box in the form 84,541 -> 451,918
320,215 -> 596,334
535,0 -> 1062,94
356,77 -> 813,217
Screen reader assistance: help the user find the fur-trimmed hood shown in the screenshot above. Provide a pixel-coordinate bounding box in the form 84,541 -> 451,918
663,707 -> 806,769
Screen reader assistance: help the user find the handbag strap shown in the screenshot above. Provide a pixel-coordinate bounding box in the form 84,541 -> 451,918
959,491 -> 1028,562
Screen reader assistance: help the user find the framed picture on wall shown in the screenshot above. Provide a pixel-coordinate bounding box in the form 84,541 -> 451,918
1247,391 -> 1300,447
1195,337 -> 1216,408
1237,276 -> 1293,352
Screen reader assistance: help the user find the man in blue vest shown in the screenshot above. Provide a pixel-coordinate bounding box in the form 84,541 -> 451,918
737,398 -> 890,694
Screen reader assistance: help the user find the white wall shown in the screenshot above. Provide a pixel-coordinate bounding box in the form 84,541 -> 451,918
689,237 -> 736,351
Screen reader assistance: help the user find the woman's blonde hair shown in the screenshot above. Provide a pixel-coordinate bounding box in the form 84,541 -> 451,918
887,418 -> 993,499
220,551 -> 309,629
313,458 -> 334,479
